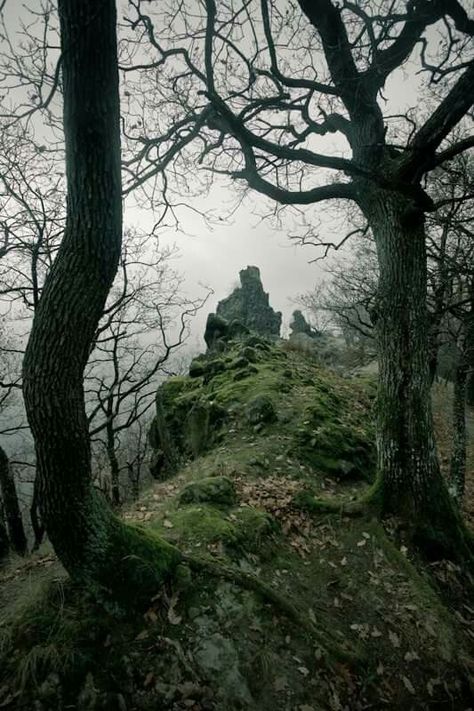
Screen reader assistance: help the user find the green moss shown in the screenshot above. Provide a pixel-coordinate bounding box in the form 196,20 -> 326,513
101,521 -> 182,606
291,385 -> 375,480
153,505 -> 235,547
245,394 -> 277,425
152,503 -> 276,554
179,476 -> 237,506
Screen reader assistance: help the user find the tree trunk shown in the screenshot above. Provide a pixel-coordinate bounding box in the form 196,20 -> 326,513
30,479 -> 45,551
0,501 -> 9,560
106,421 -> 121,506
364,191 -> 468,557
22,0 -> 180,601
0,446 -> 27,555
466,282 -> 474,407
127,462 -> 140,501
448,341 -> 467,503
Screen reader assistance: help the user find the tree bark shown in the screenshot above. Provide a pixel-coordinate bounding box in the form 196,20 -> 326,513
106,421 -> 121,507
22,0 -> 180,600
0,445 -> 27,555
0,501 -> 9,560
363,191 -> 468,557
449,339 -> 467,502
30,479 -> 45,551
466,282 -> 474,407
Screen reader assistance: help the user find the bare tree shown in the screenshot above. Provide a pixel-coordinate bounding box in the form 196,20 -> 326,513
85,233 -> 209,505
123,0 -> 474,554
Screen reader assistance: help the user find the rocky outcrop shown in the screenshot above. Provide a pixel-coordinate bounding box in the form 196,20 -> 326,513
289,310 -> 321,339
215,266 -> 281,338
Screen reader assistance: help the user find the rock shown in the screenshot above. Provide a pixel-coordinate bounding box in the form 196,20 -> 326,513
174,563 -> 193,591
179,476 -> 237,506
240,346 -> 257,362
204,313 -> 229,350
230,356 -> 249,369
194,632 -> 254,707
233,366 -> 258,381
227,319 -> 250,340
245,395 -> 277,425
216,266 -> 281,338
202,359 -> 226,383
189,359 -> 206,378
290,310 -> 321,339
149,449 -> 165,479
186,400 -> 227,457
245,334 -> 270,350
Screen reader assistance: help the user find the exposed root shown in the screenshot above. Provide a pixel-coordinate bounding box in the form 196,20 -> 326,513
295,481 -> 383,519
183,553 -> 361,666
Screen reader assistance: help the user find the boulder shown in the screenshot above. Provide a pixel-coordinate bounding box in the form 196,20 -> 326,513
179,476 -> 237,506
245,394 -> 277,425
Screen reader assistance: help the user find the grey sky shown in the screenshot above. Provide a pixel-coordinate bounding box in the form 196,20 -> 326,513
0,0 -> 438,349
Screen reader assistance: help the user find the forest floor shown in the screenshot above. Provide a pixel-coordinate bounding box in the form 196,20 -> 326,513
0,346 -> 473,710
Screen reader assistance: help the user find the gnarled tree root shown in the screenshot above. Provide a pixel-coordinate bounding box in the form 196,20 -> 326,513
183,553 -> 362,666
295,481 -> 383,518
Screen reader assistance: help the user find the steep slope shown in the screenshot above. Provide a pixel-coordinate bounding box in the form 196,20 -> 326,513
0,337 -> 472,710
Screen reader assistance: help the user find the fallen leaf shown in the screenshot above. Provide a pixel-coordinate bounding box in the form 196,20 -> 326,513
144,672 -> 155,688
389,631 -> 401,648
273,677 -> 287,691
135,630 -> 149,641
402,676 -> 415,694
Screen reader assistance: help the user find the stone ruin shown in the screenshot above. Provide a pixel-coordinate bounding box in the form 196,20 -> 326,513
289,310 -> 321,340
210,266 -> 281,343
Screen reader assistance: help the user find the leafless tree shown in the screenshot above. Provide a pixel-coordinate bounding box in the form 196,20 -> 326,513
85,231 -> 209,505
120,0 -> 474,555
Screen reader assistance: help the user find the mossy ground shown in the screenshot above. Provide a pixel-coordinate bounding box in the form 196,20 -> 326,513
0,341 -> 473,709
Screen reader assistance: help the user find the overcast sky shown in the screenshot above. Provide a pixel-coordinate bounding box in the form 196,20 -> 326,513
1,0 -> 428,350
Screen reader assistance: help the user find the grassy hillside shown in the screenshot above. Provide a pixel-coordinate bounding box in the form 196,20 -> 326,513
0,336 -> 472,710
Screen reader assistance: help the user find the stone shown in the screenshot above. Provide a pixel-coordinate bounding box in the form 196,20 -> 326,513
230,356 -> 249,369
149,449 -> 165,479
179,476 -> 237,506
240,346 -> 257,363
194,632 -> 253,707
204,313 -> 228,350
216,266 -> 281,338
233,366 -> 258,381
202,359 -> 226,383
189,359 -> 206,378
290,310 -> 321,339
245,394 -> 277,425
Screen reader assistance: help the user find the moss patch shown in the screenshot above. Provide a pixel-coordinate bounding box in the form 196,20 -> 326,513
179,476 -> 237,507
151,503 -> 277,555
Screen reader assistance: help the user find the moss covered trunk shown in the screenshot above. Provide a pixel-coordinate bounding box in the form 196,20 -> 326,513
22,0 -> 180,597
0,445 -> 27,555
366,192 -> 468,556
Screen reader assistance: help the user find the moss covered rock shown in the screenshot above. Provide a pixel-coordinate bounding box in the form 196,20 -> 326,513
245,394 -> 277,426
179,476 -> 237,507
189,358 -> 206,378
